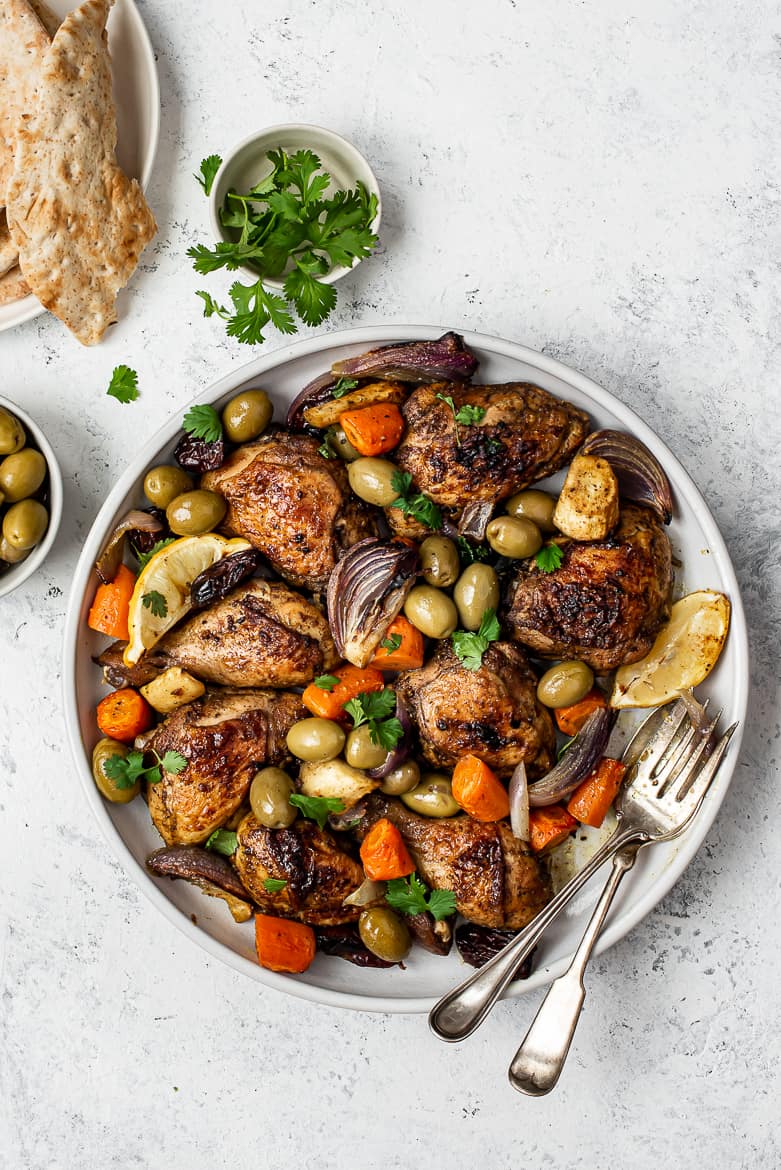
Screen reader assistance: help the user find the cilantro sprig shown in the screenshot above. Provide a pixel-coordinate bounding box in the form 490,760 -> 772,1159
263,877 -> 288,893
435,392 -> 486,446
289,793 -> 345,830
455,535 -> 491,564
535,543 -> 565,573
104,748 -> 187,790
385,873 -> 457,921
343,688 -> 403,752
134,538 -> 176,571
390,471 -> 442,532
313,674 -> 340,692
331,376 -> 359,398
451,608 -> 501,671
141,590 -> 167,618
182,404 -> 223,443
381,633 -> 402,653
205,828 -> 238,856
106,365 -> 139,404
195,154 -> 223,196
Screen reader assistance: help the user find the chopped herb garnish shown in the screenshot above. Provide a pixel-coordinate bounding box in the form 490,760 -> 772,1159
205,828 -> 238,856
381,633 -> 403,653
385,873 -> 457,921
141,590 -> 167,618
182,404 -> 223,443
134,538 -> 176,570
289,793 -> 345,830
103,748 -> 186,790
332,376 -> 359,398
343,688 -> 403,751
314,674 -> 340,692
106,365 -> 139,404
263,877 -> 288,893
535,543 -> 565,573
318,439 -> 337,459
195,154 -> 223,196
435,392 -> 486,445
390,470 -> 442,531
451,608 -> 501,671
455,536 -> 491,564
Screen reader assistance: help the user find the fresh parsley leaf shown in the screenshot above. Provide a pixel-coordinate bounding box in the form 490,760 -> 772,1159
385,873 -> 457,921
381,633 -> 402,653
195,290 -> 230,319
102,747 -> 186,790
205,829 -> 238,856
478,608 -> 501,643
451,607 -> 501,671
161,751 -> 187,774
134,538 -> 176,570
390,470 -> 442,531
263,877 -> 288,893
318,439 -> 337,459
141,590 -> 167,618
314,674 -> 340,691
226,279 -> 297,346
283,263 -> 337,327
106,365 -> 139,404
331,376 -> 359,398
455,536 -> 491,564
182,404 -> 223,442
343,689 -> 402,750
454,403 -> 486,426
535,543 -> 565,573
188,241 -> 259,274
289,793 -> 345,830
195,154 -> 223,196
391,470 -> 413,496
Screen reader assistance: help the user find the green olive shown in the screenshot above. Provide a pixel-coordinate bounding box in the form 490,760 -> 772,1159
0,448 -> 46,503
0,536 -> 29,564
347,457 -> 400,506
403,585 -> 458,640
92,738 -> 138,803
419,535 -> 460,587
286,718 -> 346,762
536,661 -> 595,708
0,407 -> 25,455
506,489 -> 557,533
485,515 -> 542,560
143,465 -> 193,509
166,490 -> 226,536
2,499 -> 48,550
249,766 -> 297,828
401,773 -> 461,818
380,759 -> 421,796
453,564 -> 500,631
345,725 -> 388,770
327,425 -> 361,462
358,906 -> 411,962
222,389 -> 273,443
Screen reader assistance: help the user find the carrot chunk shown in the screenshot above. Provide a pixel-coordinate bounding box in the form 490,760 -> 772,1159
451,754 -> 510,822
254,914 -> 316,974
96,687 -> 154,743
87,563 -> 136,641
339,403 -> 405,457
369,615 -> 424,672
360,818 -> 415,881
302,664 -> 385,721
529,806 -> 578,854
554,688 -> 608,736
567,757 -> 625,828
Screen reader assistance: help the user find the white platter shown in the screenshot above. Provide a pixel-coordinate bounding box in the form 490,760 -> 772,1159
62,326 -> 748,1014
0,0 -> 160,333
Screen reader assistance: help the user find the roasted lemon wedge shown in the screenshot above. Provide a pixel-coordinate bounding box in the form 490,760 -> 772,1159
610,590 -> 731,709
124,534 -> 251,666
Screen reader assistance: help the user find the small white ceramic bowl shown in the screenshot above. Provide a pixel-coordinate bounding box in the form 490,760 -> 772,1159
208,123 -> 381,288
0,396 -> 63,599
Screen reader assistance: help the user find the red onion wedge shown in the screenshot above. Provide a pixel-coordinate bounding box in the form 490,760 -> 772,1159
527,706 -> 615,807
458,499 -> 494,541
508,761 -> 530,841
326,538 -> 420,667
285,370 -> 338,429
368,693 -> 413,779
331,331 -> 479,384
95,509 -> 165,583
581,430 -> 673,524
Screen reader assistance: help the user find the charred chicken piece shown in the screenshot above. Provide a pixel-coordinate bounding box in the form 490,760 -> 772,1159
143,689 -> 305,846
504,503 -> 673,671
201,432 -> 375,590
396,641 -> 555,779
234,813 -> 364,926
345,794 -> 551,930
394,382 -> 590,512
97,579 -> 339,690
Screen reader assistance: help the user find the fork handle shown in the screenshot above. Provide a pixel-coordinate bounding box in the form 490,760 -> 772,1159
508,846 -> 639,1096
429,822 -> 644,1043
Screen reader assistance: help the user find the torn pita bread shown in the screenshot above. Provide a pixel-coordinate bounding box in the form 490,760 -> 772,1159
6,0 -> 156,345
0,265 -> 30,305
0,209 -> 19,277
0,0 -> 51,205
29,0 -> 59,37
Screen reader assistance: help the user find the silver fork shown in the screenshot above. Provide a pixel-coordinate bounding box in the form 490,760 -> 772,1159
429,699 -> 737,1045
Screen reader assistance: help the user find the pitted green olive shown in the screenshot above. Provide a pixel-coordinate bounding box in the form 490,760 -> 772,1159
403,585 -> 458,640
453,563 -> 500,631
143,465 -> 193,509
347,457 -> 400,506
485,515 -> 542,559
536,661 -> 595,708
419,536 -> 460,587
0,448 -> 46,502
358,906 -> 411,962
92,738 -> 137,803
345,725 -> 388,770
249,767 -> 297,828
401,773 -> 461,818
379,760 -> 421,796
506,489 -> 557,532
0,535 -> 29,564
286,718 -> 346,762
328,425 -> 361,462
0,408 -> 25,455
166,490 -> 226,536
2,499 -> 48,550
222,389 -> 273,443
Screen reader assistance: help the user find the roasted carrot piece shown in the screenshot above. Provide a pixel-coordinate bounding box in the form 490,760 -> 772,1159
87,563 -> 136,641
451,754 -> 510,822
302,664 -> 385,721
567,757 -> 625,828
554,687 -> 608,736
96,687 -> 154,743
369,615 -> 425,672
339,403 -> 405,457
529,805 -> 578,854
360,818 -> 415,881
254,914 -> 316,974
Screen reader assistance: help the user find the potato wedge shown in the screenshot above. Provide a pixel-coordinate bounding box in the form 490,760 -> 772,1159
553,454 -> 619,541
304,381 -> 407,429
298,758 -> 380,808
140,666 -> 205,713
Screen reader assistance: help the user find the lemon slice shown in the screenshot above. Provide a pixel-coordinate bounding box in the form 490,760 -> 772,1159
124,534 -> 251,666
610,590 -> 730,709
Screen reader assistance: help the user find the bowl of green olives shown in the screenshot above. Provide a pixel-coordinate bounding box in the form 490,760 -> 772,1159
0,397 -> 62,598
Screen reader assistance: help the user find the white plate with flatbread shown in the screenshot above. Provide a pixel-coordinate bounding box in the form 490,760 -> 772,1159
0,0 -> 159,333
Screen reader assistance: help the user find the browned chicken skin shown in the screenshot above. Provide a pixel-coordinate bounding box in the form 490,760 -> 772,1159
234,814 -> 364,926
345,795 -> 551,930
143,689 -> 305,846
394,381 -> 590,511
201,432 -> 375,590
97,579 -> 339,690
504,503 -> 673,671
396,641 -> 556,779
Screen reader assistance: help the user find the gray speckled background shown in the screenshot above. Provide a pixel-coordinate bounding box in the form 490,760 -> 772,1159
1,0 -> 780,1166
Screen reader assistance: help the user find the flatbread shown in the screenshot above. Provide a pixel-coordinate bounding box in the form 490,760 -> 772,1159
29,0 -> 59,37
6,0 -> 157,345
0,209 -> 19,276
0,0 -> 51,205
0,265 -> 30,305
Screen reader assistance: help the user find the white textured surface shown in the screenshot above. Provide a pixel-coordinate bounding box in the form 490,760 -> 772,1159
1,0 -> 779,1166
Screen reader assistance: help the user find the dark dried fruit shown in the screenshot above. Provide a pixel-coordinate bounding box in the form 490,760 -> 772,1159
131,508 -> 168,556
406,910 -> 453,956
190,548 -> 261,609
455,923 -> 535,976
174,434 -> 225,474
315,924 -> 398,968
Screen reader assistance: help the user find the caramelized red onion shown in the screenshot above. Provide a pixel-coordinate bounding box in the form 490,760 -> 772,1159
508,762 -> 530,841
327,538 -> 420,667
286,370 -> 339,428
367,694 -> 413,779
527,706 -> 615,807
581,429 -> 673,524
95,509 -> 165,583
458,499 -> 494,541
